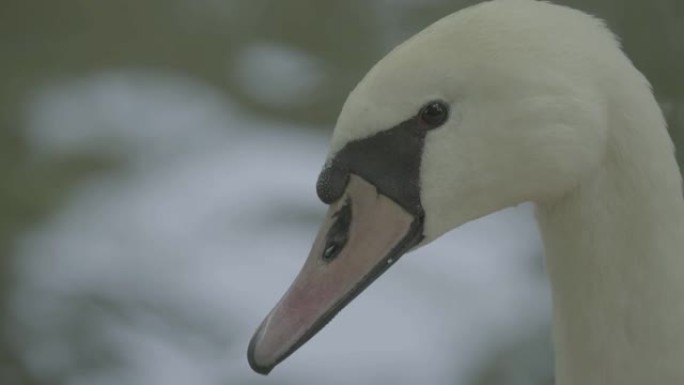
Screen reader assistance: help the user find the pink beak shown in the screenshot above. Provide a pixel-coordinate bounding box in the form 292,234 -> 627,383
248,175 -> 423,374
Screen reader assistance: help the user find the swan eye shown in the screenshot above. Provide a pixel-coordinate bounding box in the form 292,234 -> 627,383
418,101 -> 449,128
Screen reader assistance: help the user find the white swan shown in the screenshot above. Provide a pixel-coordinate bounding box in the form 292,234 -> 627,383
248,1 -> 684,383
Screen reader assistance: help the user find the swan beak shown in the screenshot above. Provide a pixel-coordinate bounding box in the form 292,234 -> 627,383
248,175 -> 423,374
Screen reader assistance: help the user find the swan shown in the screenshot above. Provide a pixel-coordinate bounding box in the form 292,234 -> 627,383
247,0 -> 684,383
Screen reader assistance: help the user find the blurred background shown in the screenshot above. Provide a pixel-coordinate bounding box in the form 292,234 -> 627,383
0,1 -> 682,384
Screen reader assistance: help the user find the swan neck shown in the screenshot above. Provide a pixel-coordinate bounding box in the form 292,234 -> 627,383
535,107 -> 684,384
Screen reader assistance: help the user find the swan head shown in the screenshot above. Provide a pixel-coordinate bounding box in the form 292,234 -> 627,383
249,0 -> 633,374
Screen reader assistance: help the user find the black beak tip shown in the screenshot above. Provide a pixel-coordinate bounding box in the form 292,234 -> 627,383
247,331 -> 274,375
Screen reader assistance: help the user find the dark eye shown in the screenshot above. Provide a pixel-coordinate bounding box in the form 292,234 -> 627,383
419,101 -> 449,128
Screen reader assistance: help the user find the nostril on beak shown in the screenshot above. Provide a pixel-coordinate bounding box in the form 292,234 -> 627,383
322,242 -> 341,261
321,199 -> 352,262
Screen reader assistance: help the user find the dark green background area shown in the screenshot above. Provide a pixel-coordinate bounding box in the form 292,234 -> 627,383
0,1 -> 682,384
